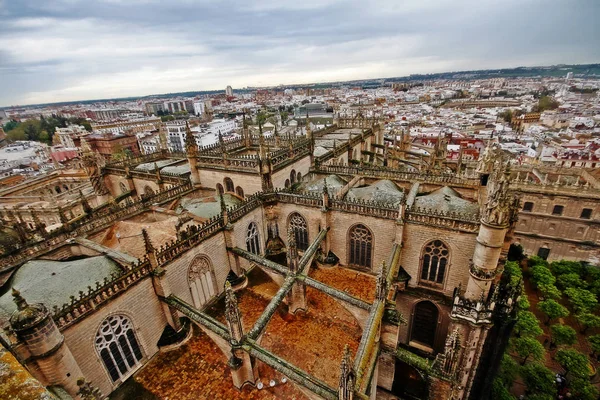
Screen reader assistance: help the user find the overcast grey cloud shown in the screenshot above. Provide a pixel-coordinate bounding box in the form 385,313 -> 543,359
0,0 -> 599,106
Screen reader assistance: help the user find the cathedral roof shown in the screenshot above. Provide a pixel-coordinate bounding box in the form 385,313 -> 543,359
303,174 -> 347,195
0,256 -> 121,324
346,180 -> 404,205
413,186 -> 478,214
179,193 -> 242,219
135,159 -> 178,171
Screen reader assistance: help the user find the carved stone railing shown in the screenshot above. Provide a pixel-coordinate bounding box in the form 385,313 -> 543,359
468,262 -> 499,281
228,194 -> 263,222
53,258 -> 152,329
196,154 -> 259,171
155,216 -> 223,266
330,196 -> 399,220
450,287 -> 494,325
274,191 -> 323,208
105,151 -> 167,168
314,164 -> 480,187
103,167 -> 186,183
0,182 -> 193,271
405,206 -> 480,232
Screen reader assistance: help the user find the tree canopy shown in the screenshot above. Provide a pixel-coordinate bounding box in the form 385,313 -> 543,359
511,336 -> 545,365
549,324 -> 576,348
538,299 -> 569,325
555,348 -> 590,379
514,310 -> 543,337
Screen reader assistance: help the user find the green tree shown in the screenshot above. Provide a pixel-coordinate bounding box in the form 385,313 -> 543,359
569,377 -> 598,400
491,377 -> 515,400
555,348 -> 590,379
557,273 -> 585,290
3,120 -> 19,131
576,312 -> 600,334
497,353 -> 519,386
587,335 -> 600,358
538,299 -> 569,325
533,96 -> 559,112
491,378 -> 515,400
530,265 -> 556,288
549,324 -> 576,348
520,363 -> 556,397
511,336 -> 545,365
498,109 -> 513,123
529,255 -> 549,268
517,296 -> 530,311
6,128 -> 26,141
550,260 -> 585,277
538,284 -> 562,300
565,287 -> 597,312
503,261 -> 523,286
514,310 -> 543,337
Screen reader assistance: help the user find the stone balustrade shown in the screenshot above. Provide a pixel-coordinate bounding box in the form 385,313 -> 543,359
52,258 -> 152,329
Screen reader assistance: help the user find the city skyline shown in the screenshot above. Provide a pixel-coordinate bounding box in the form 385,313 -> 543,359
1,0 -> 599,106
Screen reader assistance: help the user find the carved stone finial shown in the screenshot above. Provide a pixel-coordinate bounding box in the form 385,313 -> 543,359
339,344 -> 355,400
12,288 -> 28,311
185,121 -> 198,157
225,281 -> 243,343
376,262 -> 388,301
142,228 -> 154,254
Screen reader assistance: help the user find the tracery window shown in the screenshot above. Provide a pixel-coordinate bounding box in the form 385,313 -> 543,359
348,224 -> 373,269
224,177 -> 234,193
246,222 -> 261,255
290,170 -> 296,184
188,256 -> 216,308
410,301 -> 438,348
95,315 -> 143,383
420,240 -> 449,284
289,212 -> 309,251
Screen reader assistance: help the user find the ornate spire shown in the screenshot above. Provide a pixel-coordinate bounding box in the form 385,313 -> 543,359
79,190 -> 92,214
287,226 -> 298,273
185,121 -> 198,157
225,281 -> 243,343
482,158 -> 512,226
433,328 -> 462,377
142,228 -> 154,254
338,345 -> 355,400
12,288 -> 28,311
376,262 -> 388,301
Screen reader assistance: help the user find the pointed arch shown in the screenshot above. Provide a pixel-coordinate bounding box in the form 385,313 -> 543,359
188,255 -> 217,308
347,223 -> 373,269
419,240 -> 449,285
95,315 -> 144,383
410,301 -> 439,349
288,212 -> 309,251
224,177 -> 234,193
216,183 -> 224,195
235,186 -> 244,198
246,222 -> 261,255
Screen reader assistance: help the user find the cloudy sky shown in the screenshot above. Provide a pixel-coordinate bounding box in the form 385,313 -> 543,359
0,0 -> 599,106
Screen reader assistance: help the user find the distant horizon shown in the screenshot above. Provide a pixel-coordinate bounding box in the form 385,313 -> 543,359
1,0 -> 599,108
2,61 -> 600,110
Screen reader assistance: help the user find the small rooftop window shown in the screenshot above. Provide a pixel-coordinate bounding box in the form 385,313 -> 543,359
552,205 -> 564,216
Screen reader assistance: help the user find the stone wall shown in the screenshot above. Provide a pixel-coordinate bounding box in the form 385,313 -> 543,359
200,169 -> 263,197
61,278 -> 166,396
401,223 -> 476,297
272,155 -> 311,189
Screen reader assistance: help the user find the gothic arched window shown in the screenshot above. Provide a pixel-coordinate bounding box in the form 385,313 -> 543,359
297,172 -> 302,182
290,170 -> 296,184
410,301 -> 439,349
236,186 -> 244,198
289,212 -> 309,251
348,224 -> 373,269
246,222 -> 261,255
216,183 -> 224,195
188,256 -> 216,308
224,177 -> 234,193
95,315 -> 143,383
420,240 -> 449,284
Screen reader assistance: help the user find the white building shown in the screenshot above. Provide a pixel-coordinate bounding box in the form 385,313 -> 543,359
226,86 -> 233,97
205,119 -> 236,137
193,101 -> 205,117
55,125 -> 88,149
